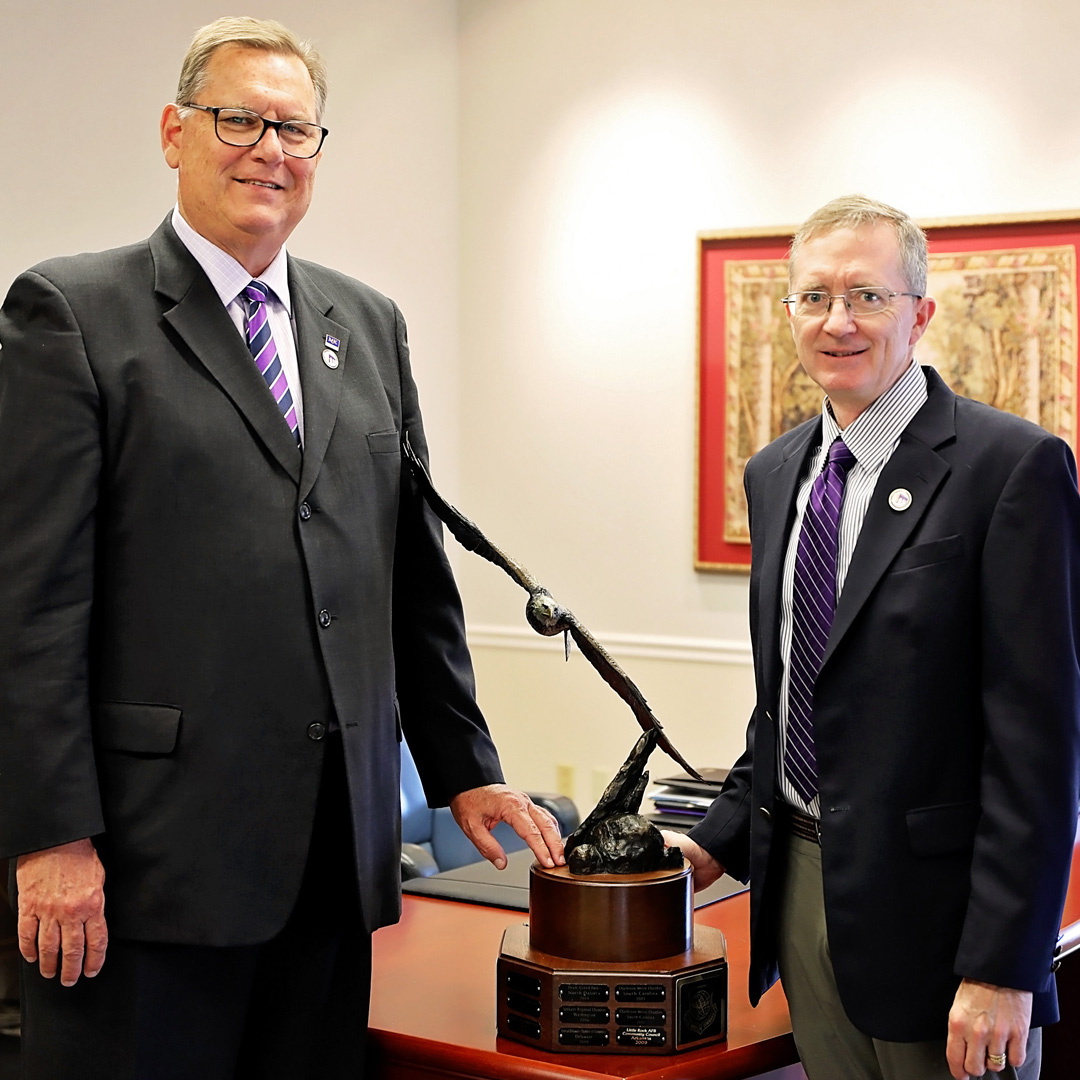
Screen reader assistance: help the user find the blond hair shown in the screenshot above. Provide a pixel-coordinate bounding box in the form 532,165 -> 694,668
788,194 -> 928,295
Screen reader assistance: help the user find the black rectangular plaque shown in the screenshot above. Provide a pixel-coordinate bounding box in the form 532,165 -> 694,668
506,1014 -> 541,1040
559,983 -> 610,1002
507,992 -> 541,1017
506,972 -> 540,996
559,1005 -> 610,1024
675,968 -> 727,1047
615,983 -> 666,1002
559,1027 -> 610,1047
616,1026 -> 667,1048
615,1007 -> 666,1025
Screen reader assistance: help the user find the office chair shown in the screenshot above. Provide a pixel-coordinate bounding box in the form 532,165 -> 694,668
399,739 -> 579,880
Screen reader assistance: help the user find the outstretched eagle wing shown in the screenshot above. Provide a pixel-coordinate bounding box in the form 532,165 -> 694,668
565,620 -> 706,782
402,431 -> 714,784
403,432 -> 541,592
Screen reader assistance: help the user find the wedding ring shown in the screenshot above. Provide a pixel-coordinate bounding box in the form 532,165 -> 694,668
987,1051 -> 1007,1067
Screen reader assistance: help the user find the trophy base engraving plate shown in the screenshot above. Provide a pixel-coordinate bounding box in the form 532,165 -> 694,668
497,922 -> 727,1054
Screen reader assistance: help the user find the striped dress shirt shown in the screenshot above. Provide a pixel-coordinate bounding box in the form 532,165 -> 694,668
776,361 -> 929,817
170,206 -> 305,443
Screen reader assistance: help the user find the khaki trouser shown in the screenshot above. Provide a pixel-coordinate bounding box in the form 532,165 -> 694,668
776,833 -> 1041,1080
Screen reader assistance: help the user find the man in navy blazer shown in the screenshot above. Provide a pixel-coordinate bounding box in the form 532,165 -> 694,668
668,196 -> 1080,1080
0,16 -> 562,1079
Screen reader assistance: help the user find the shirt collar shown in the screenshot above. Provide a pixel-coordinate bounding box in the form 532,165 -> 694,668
170,205 -> 292,315
820,360 -> 928,467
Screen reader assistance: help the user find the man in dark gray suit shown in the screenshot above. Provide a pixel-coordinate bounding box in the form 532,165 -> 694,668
668,196 -> 1080,1080
0,16 -> 563,1079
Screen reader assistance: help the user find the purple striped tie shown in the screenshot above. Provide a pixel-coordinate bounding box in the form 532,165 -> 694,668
785,437 -> 856,804
243,280 -> 300,445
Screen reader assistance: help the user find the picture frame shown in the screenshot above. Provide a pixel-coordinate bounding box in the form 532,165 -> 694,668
696,211 -> 1080,571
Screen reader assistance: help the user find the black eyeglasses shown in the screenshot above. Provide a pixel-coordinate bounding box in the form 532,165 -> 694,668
182,103 -> 328,159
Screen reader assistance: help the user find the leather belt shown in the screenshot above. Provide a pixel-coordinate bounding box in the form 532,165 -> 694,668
783,805 -> 822,845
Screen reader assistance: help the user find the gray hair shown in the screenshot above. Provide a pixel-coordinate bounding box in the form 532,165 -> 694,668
788,194 -> 928,295
176,16 -> 327,122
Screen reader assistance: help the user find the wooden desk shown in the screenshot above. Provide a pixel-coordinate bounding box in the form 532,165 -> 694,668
367,888 -> 797,1079
371,832 -> 1080,1079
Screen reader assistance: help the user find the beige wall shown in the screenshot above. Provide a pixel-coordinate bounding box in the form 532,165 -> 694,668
3,0 -> 1080,814
453,0 -> 1080,810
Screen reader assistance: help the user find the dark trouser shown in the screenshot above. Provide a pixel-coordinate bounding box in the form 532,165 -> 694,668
0,860 -> 16,1003
20,733 -> 371,1080
776,832 -> 1041,1080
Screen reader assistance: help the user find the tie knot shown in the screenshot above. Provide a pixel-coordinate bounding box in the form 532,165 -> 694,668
827,438 -> 856,474
244,280 -> 270,304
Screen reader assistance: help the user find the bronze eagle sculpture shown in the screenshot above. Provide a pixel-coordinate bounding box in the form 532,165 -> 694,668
402,432 -> 708,783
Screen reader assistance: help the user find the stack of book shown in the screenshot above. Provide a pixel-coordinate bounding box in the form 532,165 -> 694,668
645,768 -> 728,833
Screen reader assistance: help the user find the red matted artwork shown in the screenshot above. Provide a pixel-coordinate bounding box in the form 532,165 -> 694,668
696,212 -> 1080,571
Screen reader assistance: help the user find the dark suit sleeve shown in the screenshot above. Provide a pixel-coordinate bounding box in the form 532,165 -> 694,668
686,462 -> 762,882
955,434 -> 1080,992
686,731 -> 755,883
387,303 -> 504,805
0,270 -> 106,855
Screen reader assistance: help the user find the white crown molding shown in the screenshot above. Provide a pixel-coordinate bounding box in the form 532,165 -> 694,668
465,624 -> 752,666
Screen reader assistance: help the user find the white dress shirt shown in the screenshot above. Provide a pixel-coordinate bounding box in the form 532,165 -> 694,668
170,206 -> 305,444
776,361 -> 929,816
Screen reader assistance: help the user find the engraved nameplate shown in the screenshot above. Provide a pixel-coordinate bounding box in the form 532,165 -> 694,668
559,983 -> 610,1002
559,1027 -> 611,1047
617,1026 -> 666,1047
615,1007 -> 666,1025
615,983 -> 666,1002
559,1005 -> 610,1024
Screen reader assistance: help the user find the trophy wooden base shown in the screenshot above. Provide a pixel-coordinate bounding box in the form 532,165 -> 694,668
496,860 -> 727,1054
529,862 -> 693,962
497,922 -> 727,1054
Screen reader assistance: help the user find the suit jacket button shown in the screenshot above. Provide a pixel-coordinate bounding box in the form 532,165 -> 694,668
298,502 -> 312,521
307,722 -> 327,742
758,806 -> 772,820
318,609 -> 332,628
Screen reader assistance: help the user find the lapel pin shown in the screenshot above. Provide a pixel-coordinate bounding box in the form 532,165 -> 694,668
322,348 -> 340,369
324,334 -> 341,350
888,488 -> 913,512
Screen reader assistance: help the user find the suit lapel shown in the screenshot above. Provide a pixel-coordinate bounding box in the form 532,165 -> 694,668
757,420 -> 820,698
288,261 -> 347,502
150,221 -> 302,484
823,369 -> 957,667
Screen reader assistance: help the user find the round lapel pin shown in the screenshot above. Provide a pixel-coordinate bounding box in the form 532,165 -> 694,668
322,348 -> 340,369
888,487 -> 912,512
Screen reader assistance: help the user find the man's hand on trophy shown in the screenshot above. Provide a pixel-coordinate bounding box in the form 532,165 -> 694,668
660,831 -> 725,891
450,784 -> 567,870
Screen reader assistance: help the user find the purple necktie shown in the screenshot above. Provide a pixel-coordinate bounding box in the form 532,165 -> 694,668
243,280 -> 300,445
785,437 -> 856,804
